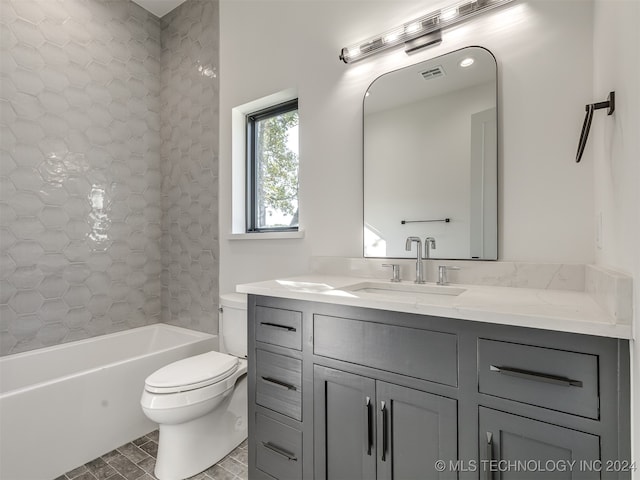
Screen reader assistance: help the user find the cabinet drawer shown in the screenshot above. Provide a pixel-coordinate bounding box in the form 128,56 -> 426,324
256,413 -> 302,480
314,315 -> 458,387
256,306 -> 302,350
478,339 -> 599,418
256,350 -> 302,420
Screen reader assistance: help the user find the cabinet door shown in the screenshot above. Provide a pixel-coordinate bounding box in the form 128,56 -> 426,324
314,366 -> 376,480
377,381 -> 458,480
479,407 -> 600,480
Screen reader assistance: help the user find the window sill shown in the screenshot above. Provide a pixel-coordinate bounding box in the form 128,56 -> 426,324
227,229 -> 305,240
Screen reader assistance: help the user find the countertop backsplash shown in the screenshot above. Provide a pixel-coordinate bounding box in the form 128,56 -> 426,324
310,257 -> 632,325
586,264 -> 633,324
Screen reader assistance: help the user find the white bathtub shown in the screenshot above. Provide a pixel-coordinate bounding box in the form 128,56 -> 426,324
0,324 -> 217,480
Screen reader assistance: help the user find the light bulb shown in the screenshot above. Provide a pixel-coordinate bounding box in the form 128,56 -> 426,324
383,31 -> 401,44
440,7 -> 458,21
348,46 -> 362,59
405,22 -> 422,34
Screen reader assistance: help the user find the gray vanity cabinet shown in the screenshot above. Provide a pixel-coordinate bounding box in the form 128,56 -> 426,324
313,365 -> 457,480
249,301 -> 307,480
247,294 -> 631,480
479,407 -> 601,480
376,380 -> 457,480
313,366 -> 377,480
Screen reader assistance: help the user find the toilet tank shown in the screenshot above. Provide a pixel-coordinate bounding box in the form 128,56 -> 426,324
219,293 -> 247,358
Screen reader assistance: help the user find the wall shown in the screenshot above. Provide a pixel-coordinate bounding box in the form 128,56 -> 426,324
159,0 -> 220,334
592,0 -> 640,471
0,0 -> 162,355
219,0 -> 595,294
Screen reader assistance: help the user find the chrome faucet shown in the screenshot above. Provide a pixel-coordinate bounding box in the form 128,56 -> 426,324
424,237 -> 436,259
405,236 -> 425,284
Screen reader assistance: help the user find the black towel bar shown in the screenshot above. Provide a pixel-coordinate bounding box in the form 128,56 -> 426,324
576,91 -> 615,163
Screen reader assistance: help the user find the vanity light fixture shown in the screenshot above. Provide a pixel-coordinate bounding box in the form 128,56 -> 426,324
339,0 -> 515,63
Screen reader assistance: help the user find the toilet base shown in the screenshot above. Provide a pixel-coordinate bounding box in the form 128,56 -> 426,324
154,375 -> 247,480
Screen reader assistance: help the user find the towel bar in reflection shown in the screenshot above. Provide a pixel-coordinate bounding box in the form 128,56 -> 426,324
401,218 -> 450,224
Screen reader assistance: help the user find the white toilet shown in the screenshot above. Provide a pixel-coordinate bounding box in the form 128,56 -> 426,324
140,293 -> 248,480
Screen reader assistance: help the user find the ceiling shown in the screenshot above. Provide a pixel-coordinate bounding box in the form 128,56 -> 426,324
131,0 -> 188,18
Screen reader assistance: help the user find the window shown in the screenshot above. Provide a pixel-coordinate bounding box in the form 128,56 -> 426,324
246,99 -> 299,232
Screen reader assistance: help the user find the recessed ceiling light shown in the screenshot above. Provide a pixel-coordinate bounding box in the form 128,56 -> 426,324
459,57 -> 475,68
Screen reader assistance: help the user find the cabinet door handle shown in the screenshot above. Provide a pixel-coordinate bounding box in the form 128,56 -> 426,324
261,376 -> 297,391
489,365 -> 583,387
260,322 -> 296,332
365,396 -> 373,456
485,432 -> 493,480
262,441 -> 297,462
380,401 -> 388,462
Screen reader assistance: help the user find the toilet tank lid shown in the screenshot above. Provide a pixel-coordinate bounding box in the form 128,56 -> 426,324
145,351 -> 238,392
220,293 -> 247,310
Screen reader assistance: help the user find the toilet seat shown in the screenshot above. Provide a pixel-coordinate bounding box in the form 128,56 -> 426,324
144,351 -> 239,394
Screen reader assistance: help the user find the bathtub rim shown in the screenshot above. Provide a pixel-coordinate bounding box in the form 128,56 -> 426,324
0,324 -> 216,398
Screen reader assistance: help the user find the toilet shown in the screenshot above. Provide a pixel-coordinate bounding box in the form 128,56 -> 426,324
140,293 -> 248,480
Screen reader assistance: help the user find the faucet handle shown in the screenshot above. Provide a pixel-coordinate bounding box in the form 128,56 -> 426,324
437,265 -> 460,285
382,264 -> 401,283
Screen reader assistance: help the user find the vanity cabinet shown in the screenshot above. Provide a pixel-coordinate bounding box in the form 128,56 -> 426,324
249,302 -> 306,480
247,295 -> 631,480
313,366 -> 376,479
479,407 -> 601,480
313,365 -> 457,480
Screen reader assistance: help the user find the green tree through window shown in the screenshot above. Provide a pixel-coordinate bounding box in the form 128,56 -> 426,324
248,100 -> 299,231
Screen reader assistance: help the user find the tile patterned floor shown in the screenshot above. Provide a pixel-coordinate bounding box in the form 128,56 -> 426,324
56,431 -> 248,480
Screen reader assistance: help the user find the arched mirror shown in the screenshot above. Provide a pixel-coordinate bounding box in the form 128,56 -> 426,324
363,46 -> 498,259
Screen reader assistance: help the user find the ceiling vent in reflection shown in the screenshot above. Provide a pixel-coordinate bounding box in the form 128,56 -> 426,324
420,65 -> 445,80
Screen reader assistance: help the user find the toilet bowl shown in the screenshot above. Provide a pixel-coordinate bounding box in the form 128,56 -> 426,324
140,294 -> 248,480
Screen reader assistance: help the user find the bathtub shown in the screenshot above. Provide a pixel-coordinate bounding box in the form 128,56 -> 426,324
0,324 -> 217,480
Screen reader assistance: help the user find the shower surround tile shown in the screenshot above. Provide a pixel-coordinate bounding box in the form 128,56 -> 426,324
1,0 -> 163,355
159,0 -> 219,335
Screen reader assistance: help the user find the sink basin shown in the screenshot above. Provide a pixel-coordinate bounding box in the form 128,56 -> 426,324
344,281 -> 466,299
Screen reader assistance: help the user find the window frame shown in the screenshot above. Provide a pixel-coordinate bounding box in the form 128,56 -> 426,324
246,98 -> 299,233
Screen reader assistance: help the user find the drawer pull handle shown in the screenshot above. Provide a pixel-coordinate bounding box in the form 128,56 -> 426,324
261,376 -> 297,391
489,365 -> 583,387
261,322 -> 296,332
485,432 -> 493,480
365,396 -> 373,456
380,400 -> 388,462
262,441 -> 297,462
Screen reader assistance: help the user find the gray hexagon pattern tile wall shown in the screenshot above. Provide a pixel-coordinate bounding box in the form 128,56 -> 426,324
0,0 -> 220,355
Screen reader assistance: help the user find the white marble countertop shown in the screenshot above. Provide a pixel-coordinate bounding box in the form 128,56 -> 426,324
236,275 -> 632,339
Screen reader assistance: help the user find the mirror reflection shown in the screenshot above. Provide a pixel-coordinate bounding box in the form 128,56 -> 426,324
363,46 -> 498,260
